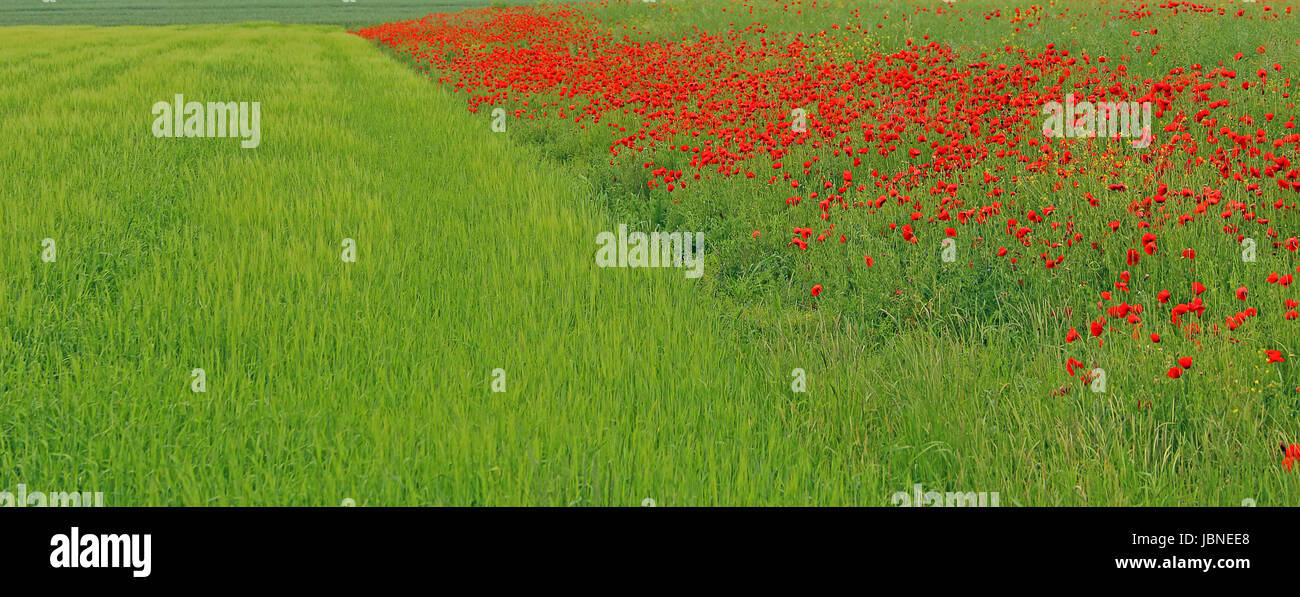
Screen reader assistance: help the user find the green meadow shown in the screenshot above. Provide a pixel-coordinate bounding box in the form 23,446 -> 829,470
0,0 -> 528,27
1,1 -> 1298,505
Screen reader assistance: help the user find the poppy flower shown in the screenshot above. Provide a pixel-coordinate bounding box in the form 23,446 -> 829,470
1066,357 -> 1084,377
1285,444 -> 1300,471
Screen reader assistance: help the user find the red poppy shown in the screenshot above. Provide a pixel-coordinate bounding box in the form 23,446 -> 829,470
1283,444 -> 1300,472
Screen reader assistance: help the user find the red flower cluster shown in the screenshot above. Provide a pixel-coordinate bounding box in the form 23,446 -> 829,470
1284,444 -> 1300,471
354,3 -> 1299,399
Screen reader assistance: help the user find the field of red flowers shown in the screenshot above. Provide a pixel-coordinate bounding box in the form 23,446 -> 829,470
357,0 -> 1300,475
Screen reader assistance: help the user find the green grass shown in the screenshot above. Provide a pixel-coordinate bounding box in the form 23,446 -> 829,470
2,22 -> 891,506
2,2 -> 1298,505
0,0 -> 530,27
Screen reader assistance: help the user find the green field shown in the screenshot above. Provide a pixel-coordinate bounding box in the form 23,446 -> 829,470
2,0 -> 1299,505
0,0 -> 524,26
